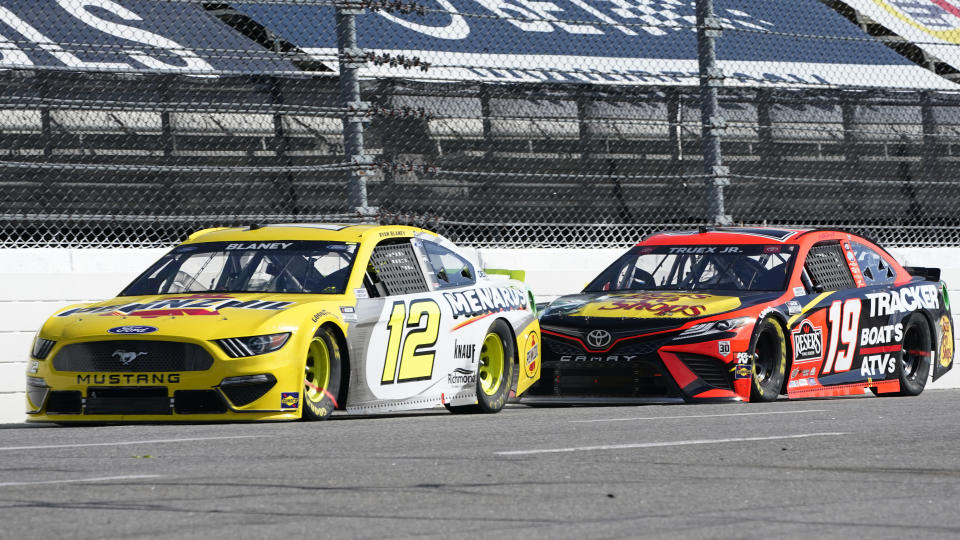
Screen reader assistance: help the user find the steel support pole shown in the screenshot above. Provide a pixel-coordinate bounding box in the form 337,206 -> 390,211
696,0 -> 732,225
335,3 -> 375,217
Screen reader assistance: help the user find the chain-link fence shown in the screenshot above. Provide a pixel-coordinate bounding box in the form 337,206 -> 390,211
2,0 -> 960,248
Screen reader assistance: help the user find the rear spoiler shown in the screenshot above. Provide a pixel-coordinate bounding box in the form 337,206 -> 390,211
904,266 -> 941,282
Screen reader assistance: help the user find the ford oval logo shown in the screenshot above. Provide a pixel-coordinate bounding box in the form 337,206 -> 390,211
108,325 -> 158,335
585,329 -> 612,349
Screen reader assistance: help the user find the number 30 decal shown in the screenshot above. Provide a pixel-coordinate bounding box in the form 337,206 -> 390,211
381,299 -> 441,384
823,298 -> 861,374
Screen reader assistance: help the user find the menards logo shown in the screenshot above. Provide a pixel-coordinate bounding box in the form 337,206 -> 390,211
57,294 -> 292,318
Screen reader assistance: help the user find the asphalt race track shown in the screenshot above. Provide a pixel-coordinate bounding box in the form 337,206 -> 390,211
2,391 -> 960,540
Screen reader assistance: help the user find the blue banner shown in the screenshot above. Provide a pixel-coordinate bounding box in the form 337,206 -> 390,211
0,0 -> 294,74
238,0 -> 955,88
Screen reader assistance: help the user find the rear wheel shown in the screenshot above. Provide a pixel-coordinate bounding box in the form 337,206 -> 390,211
446,320 -> 515,414
750,317 -> 787,402
302,326 -> 343,420
895,314 -> 932,396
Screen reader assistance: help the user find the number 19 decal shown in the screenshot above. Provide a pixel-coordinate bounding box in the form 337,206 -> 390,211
823,298 -> 861,374
381,299 -> 441,384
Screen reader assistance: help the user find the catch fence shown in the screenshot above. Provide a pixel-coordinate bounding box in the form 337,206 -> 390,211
2,0 -> 960,248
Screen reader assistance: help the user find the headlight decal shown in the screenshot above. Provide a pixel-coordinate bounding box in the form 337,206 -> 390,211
32,337 -> 56,359
216,333 -> 290,358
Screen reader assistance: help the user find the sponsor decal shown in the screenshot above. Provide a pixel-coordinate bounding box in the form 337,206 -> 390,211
668,246 -> 741,254
226,242 -> 293,250
792,319 -> 823,362
57,294 -> 293,318
791,368 -> 800,378
442,286 -> 528,318
354,288 -> 370,299
864,284 -> 939,317
736,352 -> 752,364
793,286 -> 807,297
577,292 -> 741,319
112,350 -> 147,366
448,367 -> 476,385
312,310 -> 332,323
108,325 -> 158,335
281,392 -> 300,409
763,246 -> 782,254
718,341 -> 731,357
586,329 -> 613,349
78,373 -> 180,384
560,355 -> 638,363
860,353 -> 897,377
734,365 -> 752,379
860,323 -> 903,346
524,332 -> 539,378
939,315 -> 954,368
28,360 -> 38,374
786,301 -> 802,315
340,306 -> 357,321
453,341 -> 475,361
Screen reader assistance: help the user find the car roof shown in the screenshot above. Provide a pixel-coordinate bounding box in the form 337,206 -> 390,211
182,223 -> 433,244
641,227 -> 813,246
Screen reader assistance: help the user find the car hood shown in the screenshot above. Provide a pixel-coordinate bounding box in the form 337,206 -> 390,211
40,292 -> 342,341
540,290 -> 783,330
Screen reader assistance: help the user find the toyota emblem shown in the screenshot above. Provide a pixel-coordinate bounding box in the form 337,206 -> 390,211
585,329 -> 612,349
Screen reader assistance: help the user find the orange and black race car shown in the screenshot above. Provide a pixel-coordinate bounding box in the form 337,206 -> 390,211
525,227 -> 954,404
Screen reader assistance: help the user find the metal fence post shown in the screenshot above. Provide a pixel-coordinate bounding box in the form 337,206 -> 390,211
335,1 -> 376,218
696,0 -> 732,226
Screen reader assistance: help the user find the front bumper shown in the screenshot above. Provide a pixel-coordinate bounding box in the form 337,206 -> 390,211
525,329 -> 749,403
25,339 -> 304,422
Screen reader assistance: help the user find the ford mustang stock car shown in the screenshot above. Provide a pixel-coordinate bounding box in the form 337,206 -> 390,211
524,227 -> 953,403
26,224 -> 541,422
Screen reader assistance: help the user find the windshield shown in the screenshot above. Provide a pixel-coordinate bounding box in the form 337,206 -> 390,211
121,241 -> 358,296
585,244 -> 797,293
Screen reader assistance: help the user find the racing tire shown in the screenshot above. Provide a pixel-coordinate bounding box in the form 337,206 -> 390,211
301,326 -> 344,420
892,313 -> 932,397
446,320 -> 515,414
749,317 -> 787,403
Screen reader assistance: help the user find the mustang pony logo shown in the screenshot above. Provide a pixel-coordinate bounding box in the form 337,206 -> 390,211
112,350 -> 147,366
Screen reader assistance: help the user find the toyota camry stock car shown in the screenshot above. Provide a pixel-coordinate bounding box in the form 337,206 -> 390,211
524,227 -> 953,404
26,224 -> 541,422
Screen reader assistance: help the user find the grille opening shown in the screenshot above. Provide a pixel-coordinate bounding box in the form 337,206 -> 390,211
220,380 -> 276,407
527,364 -> 675,398
678,354 -> 733,389
85,387 -> 171,415
174,390 -> 227,414
45,391 -> 83,414
52,341 -> 214,372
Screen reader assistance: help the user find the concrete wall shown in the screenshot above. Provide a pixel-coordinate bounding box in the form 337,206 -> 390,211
3,246 -> 958,423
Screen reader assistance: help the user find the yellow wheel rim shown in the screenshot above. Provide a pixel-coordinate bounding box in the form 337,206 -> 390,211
304,337 -> 330,401
479,332 -> 505,396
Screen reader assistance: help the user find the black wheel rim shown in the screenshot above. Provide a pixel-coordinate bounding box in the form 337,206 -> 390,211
901,324 -> 927,379
754,329 -> 778,384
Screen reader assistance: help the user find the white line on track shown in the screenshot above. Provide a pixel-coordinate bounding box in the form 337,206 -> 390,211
495,432 -> 846,456
0,475 -> 163,488
0,435 -> 266,452
570,409 -> 827,423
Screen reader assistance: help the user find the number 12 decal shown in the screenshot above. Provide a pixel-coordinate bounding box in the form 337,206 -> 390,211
381,299 -> 441,384
823,298 -> 861,374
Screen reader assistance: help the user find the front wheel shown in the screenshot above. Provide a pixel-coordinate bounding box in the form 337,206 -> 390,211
447,320 -> 515,414
302,326 -> 344,420
750,317 -> 787,402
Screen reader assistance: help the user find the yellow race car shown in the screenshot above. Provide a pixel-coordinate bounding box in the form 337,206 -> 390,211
26,224 -> 541,422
